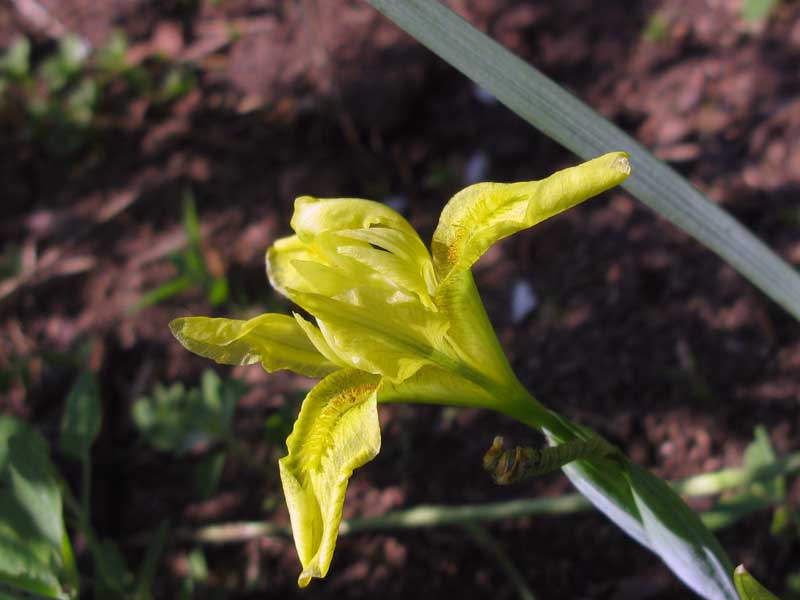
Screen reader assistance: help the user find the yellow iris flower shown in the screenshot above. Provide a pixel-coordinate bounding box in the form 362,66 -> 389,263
170,152 -> 631,587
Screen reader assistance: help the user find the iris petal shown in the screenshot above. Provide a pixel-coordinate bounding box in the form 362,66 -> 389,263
432,152 -> 630,282
169,314 -> 339,378
279,370 -> 381,587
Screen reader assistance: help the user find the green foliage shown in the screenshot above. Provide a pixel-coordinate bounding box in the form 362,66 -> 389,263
135,191 -> 230,310
0,31 -> 196,157
133,521 -> 170,600
178,549 -> 213,600
157,67 -> 196,104
699,426 -> 798,535
0,372 -> 183,599
787,572 -> 800,599
0,245 -> 21,282
59,372 -> 101,461
132,369 -> 245,454
734,565 -> 780,600
263,403 -> 295,448
642,12 -> 670,42
0,38 -> 31,81
38,36 -> 88,92
94,31 -> 129,75
193,451 -> 227,500
0,417 -> 73,599
741,0 -> 780,22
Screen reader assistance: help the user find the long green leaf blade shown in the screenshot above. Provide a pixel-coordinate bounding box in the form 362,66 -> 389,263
60,372 -> 102,461
364,0 -> 800,321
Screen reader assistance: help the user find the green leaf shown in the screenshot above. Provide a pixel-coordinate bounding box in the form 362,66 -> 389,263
6,435 -> 63,553
740,0 -> 779,23
134,520 -> 169,600
0,37 -> 31,79
734,565 -> 779,600
193,451 -> 227,499
170,313 -> 340,378
0,418 -> 67,599
65,78 -> 97,126
157,67 -> 196,104
559,452 -> 650,547
364,0 -> 800,322
627,463 -> 737,600
743,426 -> 784,501
89,538 -> 131,596
545,416 -> 737,600
207,277 -> 229,306
432,152 -> 630,282
279,369 -> 381,587
38,35 -> 87,92
700,495 -> 772,531
182,190 -> 202,250
60,372 -> 102,461
132,370 -> 243,454
95,30 -> 129,74
0,535 -> 64,599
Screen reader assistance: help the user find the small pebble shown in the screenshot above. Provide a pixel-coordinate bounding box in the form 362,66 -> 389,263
383,194 -> 408,213
472,83 -> 497,104
463,150 -> 489,184
511,278 -> 538,323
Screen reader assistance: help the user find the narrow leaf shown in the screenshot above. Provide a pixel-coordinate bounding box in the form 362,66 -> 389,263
627,463 -> 737,600
60,372 -> 102,461
546,415 -> 737,600
742,426 -> 784,501
135,520 -> 170,600
733,565 -> 779,600
0,535 -> 64,599
6,435 -> 63,553
0,418 -> 66,599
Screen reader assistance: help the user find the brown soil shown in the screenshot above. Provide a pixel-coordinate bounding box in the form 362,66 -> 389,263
1,0 -> 799,598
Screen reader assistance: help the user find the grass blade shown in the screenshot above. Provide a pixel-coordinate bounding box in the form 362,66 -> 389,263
364,0 -> 800,321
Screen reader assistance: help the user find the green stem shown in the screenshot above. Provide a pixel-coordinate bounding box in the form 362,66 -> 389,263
496,385 -> 580,444
81,456 -> 91,527
171,442 -> 800,545
462,523 -> 538,600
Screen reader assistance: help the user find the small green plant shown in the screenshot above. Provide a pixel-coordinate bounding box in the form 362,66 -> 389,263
135,190 -> 229,310
171,153 -> 742,596
787,571 -> 800,599
132,369 -> 243,455
0,31 -> 196,156
132,369 -> 247,499
642,12 -> 670,43
0,371 -> 169,599
740,0 -> 780,23
735,565 -> 780,600
0,415 -> 77,599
